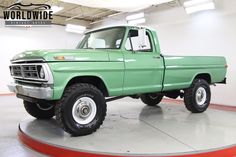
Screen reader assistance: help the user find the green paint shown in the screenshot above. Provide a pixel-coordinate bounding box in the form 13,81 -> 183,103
11,26 -> 227,100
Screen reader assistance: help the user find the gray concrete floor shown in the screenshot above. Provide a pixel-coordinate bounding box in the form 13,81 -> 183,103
0,95 -> 45,157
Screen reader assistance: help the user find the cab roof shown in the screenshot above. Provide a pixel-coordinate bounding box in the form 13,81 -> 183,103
86,24 -> 155,34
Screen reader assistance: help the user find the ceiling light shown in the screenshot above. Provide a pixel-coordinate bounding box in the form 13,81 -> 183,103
65,24 -> 86,34
184,0 -> 215,14
126,12 -> 144,21
128,18 -> 146,25
184,0 -> 212,7
51,6 -> 64,14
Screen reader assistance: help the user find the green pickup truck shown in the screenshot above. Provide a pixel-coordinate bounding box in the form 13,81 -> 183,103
8,25 -> 227,136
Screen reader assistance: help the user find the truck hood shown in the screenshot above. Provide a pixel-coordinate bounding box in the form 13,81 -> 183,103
11,49 -> 110,62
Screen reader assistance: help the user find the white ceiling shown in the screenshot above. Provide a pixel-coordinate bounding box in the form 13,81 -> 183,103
0,0 -> 177,26
60,0 -> 175,12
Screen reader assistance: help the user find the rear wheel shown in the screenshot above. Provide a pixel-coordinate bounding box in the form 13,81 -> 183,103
23,101 -> 55,119
184,79 -> 211,113
55,83 -> 107,136
140,93 -> 163,106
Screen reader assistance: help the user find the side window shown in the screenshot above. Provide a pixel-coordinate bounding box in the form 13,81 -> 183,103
115,39 -> 122,48
125,29 -> 152,52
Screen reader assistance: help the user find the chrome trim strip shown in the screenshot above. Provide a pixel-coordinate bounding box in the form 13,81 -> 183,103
11,59 -> 45,63
15,79 -> 50,84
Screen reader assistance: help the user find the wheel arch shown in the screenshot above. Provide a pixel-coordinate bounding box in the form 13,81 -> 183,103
193,73 -> 212,84
65,75 -> 109,97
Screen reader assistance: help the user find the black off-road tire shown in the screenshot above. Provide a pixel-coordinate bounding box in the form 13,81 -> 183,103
23,101 -> 55,119
184,79 -> 211,113
140,93 -> 163,106
55,83 -> 107,136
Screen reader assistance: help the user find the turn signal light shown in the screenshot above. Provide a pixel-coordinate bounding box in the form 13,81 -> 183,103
54,56 -> 65,60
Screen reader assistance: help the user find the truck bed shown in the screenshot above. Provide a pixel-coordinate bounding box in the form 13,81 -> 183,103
162,55 -> 227,91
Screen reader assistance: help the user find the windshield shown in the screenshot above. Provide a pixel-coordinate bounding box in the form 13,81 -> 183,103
78,27 -> 125,49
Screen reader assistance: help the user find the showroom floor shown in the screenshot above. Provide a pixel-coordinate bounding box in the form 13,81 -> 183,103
1,95 -> 236,156
0,95 -> 45,157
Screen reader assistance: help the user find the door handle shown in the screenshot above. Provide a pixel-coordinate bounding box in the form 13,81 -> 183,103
153,56 -> 161,59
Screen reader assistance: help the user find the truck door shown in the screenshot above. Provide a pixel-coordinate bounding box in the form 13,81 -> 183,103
122,29 -> 164,95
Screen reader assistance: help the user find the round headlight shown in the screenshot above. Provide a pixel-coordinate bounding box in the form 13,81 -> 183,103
39,67 -> 45,79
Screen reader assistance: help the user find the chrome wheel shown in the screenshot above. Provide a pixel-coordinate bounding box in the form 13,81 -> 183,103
72,97 -> 97,125
195,87 -> 207,106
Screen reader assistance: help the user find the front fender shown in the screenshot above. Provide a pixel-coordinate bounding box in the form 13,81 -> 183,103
48,61 -> 124,100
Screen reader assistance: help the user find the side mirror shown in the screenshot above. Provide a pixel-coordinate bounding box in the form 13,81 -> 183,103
138,28 -> 147,49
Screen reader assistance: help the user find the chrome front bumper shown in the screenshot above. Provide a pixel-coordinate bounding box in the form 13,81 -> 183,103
8,82 -> 53,99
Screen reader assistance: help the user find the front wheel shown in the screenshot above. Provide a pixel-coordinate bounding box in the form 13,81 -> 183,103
184,79 -> 211,113
140,93 -> 163,106
23,101 -> 55,119
55,83 -> 107,136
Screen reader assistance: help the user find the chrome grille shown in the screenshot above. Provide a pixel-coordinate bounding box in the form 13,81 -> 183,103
22,65 -> 39,78
9,61 -> 53,84
10,64 -> 42,80
11,65 -> 22,77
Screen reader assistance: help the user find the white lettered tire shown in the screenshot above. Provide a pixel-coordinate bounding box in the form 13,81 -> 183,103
55,83 -> 107,136
184,79 -> 211,113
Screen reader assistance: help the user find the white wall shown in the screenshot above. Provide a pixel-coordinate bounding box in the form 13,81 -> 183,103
92,0 -> 236,106
1,0 -> 235,106
0,19 -> 82,94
